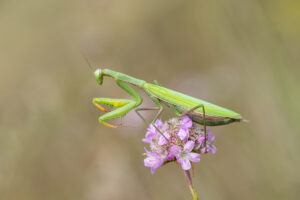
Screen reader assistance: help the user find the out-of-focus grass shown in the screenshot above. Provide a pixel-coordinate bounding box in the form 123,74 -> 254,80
0,0 -> 300,200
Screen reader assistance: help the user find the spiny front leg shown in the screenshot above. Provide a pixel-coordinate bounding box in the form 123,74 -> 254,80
93,97 -> 134,128
93,79 -> 143,128
93,98 -> 132,113
98,100 -> 138,128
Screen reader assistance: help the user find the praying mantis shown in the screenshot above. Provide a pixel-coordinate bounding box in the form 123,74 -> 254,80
92,68 -> 243,141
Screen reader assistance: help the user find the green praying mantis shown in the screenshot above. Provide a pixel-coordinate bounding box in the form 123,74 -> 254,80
92,68 -> 244,142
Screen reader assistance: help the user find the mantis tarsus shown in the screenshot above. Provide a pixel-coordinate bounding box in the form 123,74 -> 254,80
92,69 -> 243,142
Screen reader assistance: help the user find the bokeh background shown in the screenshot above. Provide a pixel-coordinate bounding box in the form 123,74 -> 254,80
1,0 -> 300,200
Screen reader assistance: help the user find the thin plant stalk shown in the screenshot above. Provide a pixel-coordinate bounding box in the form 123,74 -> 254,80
184,170 -> 198,200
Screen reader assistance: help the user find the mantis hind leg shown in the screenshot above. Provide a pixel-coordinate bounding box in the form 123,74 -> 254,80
181,105 -> 207,147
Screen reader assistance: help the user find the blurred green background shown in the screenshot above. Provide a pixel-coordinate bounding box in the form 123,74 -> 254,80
1,0 -> 300,200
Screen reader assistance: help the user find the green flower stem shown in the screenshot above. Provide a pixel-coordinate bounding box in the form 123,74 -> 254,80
184,170 -> 198,200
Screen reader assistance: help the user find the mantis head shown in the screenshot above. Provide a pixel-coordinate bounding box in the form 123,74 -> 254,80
94,68 -> 103,85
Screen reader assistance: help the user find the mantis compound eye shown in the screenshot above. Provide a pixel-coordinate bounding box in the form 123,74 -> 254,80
94,68 -> 103,85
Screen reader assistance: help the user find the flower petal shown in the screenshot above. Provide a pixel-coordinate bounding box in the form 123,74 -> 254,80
188,152 -> 201,162
155,119 -> 163,129
197,136 -> 205,143
158,136 -> 166,145
181,115 -> 193,128
144,152 -> 163,172
178,128 -> 189,141
144,157 -> 156,168
150,168 -> 155,174
181,158 -> 191,170
209,145 -> 217,154
207,131 -> 215,142
147,125 -> 156,135
142,126 -> 157,143
142,138 -> 150,143
166,153 -> 175,160
176,155 -> 183,163
170,145 -> 181,155
184,140 -> 195,152
158,132 -> 170,145
144,147 -> 150,154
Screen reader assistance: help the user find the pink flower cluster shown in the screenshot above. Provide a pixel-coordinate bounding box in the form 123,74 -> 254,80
143,116 -> 216,174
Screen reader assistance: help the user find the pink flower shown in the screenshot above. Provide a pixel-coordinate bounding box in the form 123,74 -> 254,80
197,136 -> 205,143
171,141 -> 201,170
181,115 -> 193,129
158,132 -> 170,145
142,119 -> 163,143
177,115 -> 193,141
142,127 -> 156,143
143,116 -> 215,173
177,128 -> 189,141
144,148 -> 163,174
170,144 -> 181,155
203,131 -> 217,154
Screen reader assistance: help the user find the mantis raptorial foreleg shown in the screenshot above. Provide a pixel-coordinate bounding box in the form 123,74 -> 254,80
93,98 -> 133,113
93,79 -> 142,128
93,98 -> 136,128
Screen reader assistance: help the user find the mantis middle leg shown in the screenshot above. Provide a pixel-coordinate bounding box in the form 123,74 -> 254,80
153,80 -> 207,144
139,88 -> 168,140
134,107 -> 160,123
153,80 -> 181,116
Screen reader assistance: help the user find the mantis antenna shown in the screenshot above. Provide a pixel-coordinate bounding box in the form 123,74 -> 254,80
81,52 -> 94,72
